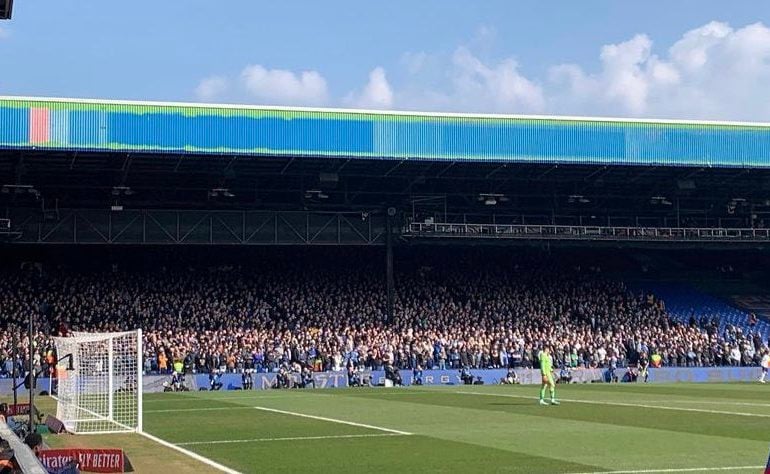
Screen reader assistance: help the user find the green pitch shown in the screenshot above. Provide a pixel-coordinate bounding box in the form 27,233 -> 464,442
43,383 -> 770,473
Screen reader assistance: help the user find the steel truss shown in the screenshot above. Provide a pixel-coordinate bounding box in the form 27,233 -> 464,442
4,208 -> 386,245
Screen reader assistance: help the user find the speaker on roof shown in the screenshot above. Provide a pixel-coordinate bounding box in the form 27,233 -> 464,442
319,173 -> 339,185
0,0 -> 13,20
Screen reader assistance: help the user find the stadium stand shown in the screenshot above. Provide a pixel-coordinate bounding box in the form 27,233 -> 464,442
1,98 -> 770,389
0,248 -> 767,380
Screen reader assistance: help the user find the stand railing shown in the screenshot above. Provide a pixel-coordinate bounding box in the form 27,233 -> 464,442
403,222 -> 770,242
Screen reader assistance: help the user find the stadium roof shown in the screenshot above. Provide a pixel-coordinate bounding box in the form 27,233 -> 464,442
2,96 -> 770,168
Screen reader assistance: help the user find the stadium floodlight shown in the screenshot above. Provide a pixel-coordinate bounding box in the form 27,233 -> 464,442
111,186 -> 134,196
52,330 -> 143,434
568,194 -> 590,204
305,189 -> 328,199
0,0 -> 13,20
478,193 -> 506,205
1,184 -> 40,199
208,187 -> 235,198
319,173 -> 339,185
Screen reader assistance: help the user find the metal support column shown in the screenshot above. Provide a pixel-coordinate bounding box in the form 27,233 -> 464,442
386,214 -> 395,323
28,305 -> 35,434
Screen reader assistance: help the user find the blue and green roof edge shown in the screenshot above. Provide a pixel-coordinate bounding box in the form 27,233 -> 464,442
2,96 -> 770,168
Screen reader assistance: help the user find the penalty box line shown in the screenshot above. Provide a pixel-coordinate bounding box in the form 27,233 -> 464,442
454,391 -> 770,418
252,406 -> 413,436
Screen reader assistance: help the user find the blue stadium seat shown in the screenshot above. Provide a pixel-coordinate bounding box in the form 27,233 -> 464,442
628,282 -> 769,340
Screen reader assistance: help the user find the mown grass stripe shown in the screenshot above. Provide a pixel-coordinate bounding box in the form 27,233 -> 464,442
177,433 -> 404,446
574,466 -> 764,473
455,390 -> 770,418
146,406 -> 254,413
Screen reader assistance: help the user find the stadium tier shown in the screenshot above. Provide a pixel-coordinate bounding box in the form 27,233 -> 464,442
0,247 -> 767,380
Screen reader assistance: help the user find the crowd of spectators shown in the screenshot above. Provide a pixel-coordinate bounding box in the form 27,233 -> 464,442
0,250 -> 767,379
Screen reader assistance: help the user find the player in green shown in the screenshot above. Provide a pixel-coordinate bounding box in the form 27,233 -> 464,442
538,346 -> 559,405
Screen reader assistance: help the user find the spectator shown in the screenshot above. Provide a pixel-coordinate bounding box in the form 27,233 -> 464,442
0,250 -> 766,380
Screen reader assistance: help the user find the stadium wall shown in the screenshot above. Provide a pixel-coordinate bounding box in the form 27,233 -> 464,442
0,368 -> 761,397
2,97 -> 770,167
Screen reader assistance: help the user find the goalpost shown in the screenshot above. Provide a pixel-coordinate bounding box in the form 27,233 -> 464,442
52,329 -> 143,434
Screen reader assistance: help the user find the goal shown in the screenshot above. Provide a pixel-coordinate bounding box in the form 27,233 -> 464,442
52,330 -> 143,434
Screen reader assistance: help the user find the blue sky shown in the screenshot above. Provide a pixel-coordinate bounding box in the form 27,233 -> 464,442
1,1 -> 769,120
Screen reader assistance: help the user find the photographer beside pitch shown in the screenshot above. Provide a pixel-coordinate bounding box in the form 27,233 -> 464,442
538,347 -> 559,406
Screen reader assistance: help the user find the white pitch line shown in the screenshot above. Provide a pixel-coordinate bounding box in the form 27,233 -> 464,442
253,406 -> 413,435
635,399 -> 770,408
177,433 -> 403,446
455,391 -> 770,418
139,431 -> 240,474
145,406 -> 254,413
574,465 -> 763,473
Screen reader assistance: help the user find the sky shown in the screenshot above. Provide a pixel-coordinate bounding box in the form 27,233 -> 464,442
1,1 -> 770,120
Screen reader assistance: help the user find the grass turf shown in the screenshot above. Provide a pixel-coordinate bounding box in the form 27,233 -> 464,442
19,383 -> 770,473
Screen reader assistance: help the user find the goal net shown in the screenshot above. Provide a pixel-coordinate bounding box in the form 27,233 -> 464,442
52,330 -> 143,434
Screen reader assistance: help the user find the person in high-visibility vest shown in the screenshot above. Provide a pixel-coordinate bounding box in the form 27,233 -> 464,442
158,352 -> 168,373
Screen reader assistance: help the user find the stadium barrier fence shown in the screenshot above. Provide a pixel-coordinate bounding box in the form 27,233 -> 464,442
0,366 -> 761,396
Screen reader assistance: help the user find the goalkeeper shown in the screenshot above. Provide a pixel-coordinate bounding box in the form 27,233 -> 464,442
538,346 -> 559,406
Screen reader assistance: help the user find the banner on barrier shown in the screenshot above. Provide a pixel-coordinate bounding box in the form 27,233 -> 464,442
192,371 -> 348,391
367,368 -> 608,386
6,403 -> 31,416
0,366 -> 763,396
38,449 -> 125,473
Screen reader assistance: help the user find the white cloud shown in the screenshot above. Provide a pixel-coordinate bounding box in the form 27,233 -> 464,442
344,67 -> 394,109
389,21 -> 770,120
400,52 -> 428,75
449,46 -> 545,113
391,46 -> 545,114
193,21 -> 770,121
194,76 -> 229,102
546,21 -> 770,120
240,65 -> 328,106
